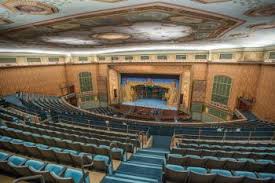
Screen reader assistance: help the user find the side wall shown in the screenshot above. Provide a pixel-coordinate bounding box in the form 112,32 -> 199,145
0,65 -> 66,96
253,65 -> 275,121
0,63 -> 274,121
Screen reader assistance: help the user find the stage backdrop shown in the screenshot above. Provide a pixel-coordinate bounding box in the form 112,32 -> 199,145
120,74 -> 180,109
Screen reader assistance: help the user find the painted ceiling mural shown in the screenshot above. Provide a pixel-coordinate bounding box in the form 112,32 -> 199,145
0,0 -> 274,52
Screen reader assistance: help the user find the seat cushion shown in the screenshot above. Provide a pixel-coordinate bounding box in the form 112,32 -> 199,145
11,139 -> 24,144
45,164 -> 64,175
0,152 -> 9,160
23,142 -> 35,147
210,169 -> 232,176
258,173 -> 275,179
36,144 -> 49,149
94,155 -> 109,164
64,149 -> 79,155
234,171 -> 257,178
166,164 -> 185,172
50,147 -> 63,152
111,147 -> 123,153
99,145 -> 110,150
25,160 -> 45,170
0,136 -> 12,142
256,159 -> 273,164
187,167 -> 207,174
8,156 -> 26,166
64,168 -> 90,183
168,154 -> 183,158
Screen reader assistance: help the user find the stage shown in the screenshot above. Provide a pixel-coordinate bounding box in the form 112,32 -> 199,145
112,103 -> 190,122
122,98 -> 177,111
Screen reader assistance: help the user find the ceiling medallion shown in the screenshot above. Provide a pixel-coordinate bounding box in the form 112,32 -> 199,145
248,22 -> 275,30
228,32 -> 249,38
93,0 -> 126,2
244,3 -> 275,17
0,17 -> 13,25
192,0 -> 232,3
2,0 -> 59,15
92,32 -> 131,40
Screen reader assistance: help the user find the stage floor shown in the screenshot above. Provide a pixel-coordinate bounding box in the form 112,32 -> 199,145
122,98 -> 177,110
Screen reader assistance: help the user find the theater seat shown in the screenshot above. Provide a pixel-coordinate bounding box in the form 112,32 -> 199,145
93,155 -> 110,172
52,167 -> 90,183
64,168 -> 90,183
6,155 -> 27,175
0,151 -> 10,160
187,166 -> 215,183
31,163 -> 65,183
167,154 -> 184,166
111,147 -> 124,160
165,164 -> 188,183
14,159 -> 45,177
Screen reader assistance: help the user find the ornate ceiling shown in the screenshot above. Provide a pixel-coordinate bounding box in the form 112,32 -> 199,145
0,0 -> 274,54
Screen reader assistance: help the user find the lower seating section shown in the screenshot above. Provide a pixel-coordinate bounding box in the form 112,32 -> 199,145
0,151 -> 90,183
171,147 -> 275,160
165,164 -> 275,183
0,125 -> 113,173
167,154 -> 275,172
165,137 -> 275,183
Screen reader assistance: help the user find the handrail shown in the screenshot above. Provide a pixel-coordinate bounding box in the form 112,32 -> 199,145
13,175 -> 45,183
174,132 -> 275,142
60,97 -> 250,127
56,115 -> 141,136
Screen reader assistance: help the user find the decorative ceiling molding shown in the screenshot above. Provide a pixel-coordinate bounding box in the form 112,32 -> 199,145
0,2 -> 244,49
92,32 -> 131,41
1,0 -> 59,15
248,22 -> 275,30
0,17 -> 13,25
192,0 -> 232,4
93,0 -> 126,2
244,3 -> 275,17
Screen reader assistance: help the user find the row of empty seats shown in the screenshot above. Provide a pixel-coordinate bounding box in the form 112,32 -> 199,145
167,153 -> 275,173
165,164 -> 275,183
4,122 -> 126,160
0,128 -> 112,173
0,151 -> 90,183
178,138 -> 275,147
42,121 -> 139,149
171,147 -> 275,160
177,143 -> 275,152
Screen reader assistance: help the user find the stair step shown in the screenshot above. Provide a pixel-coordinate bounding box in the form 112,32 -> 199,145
130,155 -> 165,166
121,162 -> 163,170
115,173 -> 159,182
137,149 -> 168,156
103,176 -> 152,183
127,160 -> 163,168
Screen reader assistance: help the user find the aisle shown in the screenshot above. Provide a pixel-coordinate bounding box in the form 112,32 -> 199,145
102,136 -> 171,183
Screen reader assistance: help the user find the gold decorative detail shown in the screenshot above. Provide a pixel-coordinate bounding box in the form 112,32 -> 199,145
244,4 -> 275,17
169,16 -> 203,24
192,0 -> 232,3
229,32 -> 249,38
247,22 -> 275,30
93,0 -> 126,2
92,32 -> 131,40
2,0 -> 59,15
0,17 -> 13,25
121,80 -> 179,107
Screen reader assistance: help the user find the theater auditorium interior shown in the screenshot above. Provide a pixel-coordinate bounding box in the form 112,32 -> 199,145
0,0 -> 275,183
